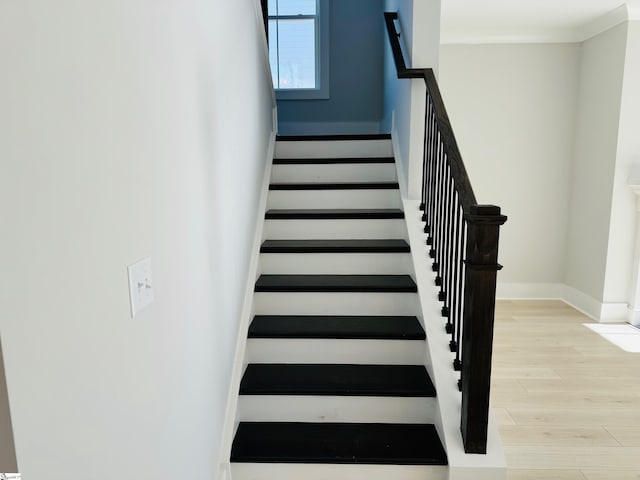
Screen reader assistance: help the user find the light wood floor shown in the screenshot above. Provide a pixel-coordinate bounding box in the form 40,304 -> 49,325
492,300 -> 640,480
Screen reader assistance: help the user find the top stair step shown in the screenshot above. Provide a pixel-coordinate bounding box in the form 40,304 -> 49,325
277,134 -> 392,141
269,182 -> 399,190
273,157 -> 394,165
265,209 -> 404,220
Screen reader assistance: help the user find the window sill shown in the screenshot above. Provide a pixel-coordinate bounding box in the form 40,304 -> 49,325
276,86 -> 330,101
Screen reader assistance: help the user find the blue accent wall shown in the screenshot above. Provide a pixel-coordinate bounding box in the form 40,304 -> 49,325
276,0 -> 385,135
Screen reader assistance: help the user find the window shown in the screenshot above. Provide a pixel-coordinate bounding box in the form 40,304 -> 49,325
267,0 -> 329,100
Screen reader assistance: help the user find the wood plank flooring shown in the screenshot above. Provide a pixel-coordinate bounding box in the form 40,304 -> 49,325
493,300 -> 640,480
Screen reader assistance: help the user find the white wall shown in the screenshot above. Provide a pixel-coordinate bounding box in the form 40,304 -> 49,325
0,338 -> 17,473
439,44 -> 580,294
0,0 -> 274,478
603,21 -> 640,311
565,24 -> 628,305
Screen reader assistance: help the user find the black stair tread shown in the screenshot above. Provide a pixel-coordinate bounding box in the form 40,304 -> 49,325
273,157 -> 394,165
276,134 -> 392,141
231,422 -> 447,465
269,182 -> 399,190
260,239 -> 410,253
255,274 -> 417,292
265,209 -> 404,219
239,364 -> 436,397
249,315 -> 425,340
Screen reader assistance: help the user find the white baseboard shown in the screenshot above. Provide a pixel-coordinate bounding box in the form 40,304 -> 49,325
217,130 -> 276,474
497,282 -> 629,323
600,302 -> 629,323
277,121 -> 383,136
559,285 -> 601,321
628,308 -> 640,326
562,285 -> 629,323
390,123 -> 408,200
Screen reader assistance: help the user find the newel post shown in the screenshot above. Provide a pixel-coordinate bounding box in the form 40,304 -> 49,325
460,204 -> 507,454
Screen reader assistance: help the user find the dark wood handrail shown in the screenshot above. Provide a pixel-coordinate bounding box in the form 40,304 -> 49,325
383,12 -> 477,211
384,11 -> 507,455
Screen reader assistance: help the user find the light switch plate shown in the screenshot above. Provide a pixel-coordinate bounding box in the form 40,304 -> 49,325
128,258 -> 153,318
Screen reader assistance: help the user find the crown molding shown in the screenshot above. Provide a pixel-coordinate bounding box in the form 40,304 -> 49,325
576,4 -> 629,41
440,30 -> 581,45
441,2 -> 639,46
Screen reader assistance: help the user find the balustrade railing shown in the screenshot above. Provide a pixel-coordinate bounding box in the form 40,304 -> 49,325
384,12 -> 507,454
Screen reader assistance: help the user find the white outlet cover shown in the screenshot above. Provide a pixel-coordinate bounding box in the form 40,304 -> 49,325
128,258 -> 154,318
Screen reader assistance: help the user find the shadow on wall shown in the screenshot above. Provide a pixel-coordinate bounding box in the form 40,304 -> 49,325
0,337 -> 18,474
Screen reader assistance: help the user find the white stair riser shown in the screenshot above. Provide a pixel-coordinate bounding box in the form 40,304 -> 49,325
259,253 -> 413,275
254,292 -> 419,316
238,395 -> 437,423
264,219 -> 407,240
275,139 -> 393,158
267,189 -> 401,210
246,339 -> 425,364
271,164 -> 396,183
231,463 -> 447,480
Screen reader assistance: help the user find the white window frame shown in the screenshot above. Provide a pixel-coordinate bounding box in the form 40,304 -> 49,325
268,0 -> 329,100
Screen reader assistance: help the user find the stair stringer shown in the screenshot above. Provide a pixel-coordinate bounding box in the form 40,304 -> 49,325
389,129 -> 506,480
402,199 -> 507,480
216,130 -> 277,480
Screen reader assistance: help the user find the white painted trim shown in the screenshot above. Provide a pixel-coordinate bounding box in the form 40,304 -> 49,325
496,282 -> 564,300
272,106 -> 278,135
276,121 -> 382,136
561,285 -> 629,323
628,306 -> 640,327
218,463 -> 231,480
403,198 -> 507,480
232,463 -> 447,480
601,302 -> 629,323
217,129 -> 276,474
252,0 -> 276,107
561,285 -> 605,322
391,123 -> 409,200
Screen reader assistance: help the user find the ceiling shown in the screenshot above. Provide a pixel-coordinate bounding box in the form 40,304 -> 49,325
440,0 -> 640,43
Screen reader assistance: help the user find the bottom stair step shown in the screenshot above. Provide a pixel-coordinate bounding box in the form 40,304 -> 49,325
230,422 -> 447,465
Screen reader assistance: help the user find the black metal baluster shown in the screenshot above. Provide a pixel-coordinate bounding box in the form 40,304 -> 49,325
424,98 -> 436,230
446,186 -> 457,346
420,94 -> 429,213
435,141 -> 446,290
441,167 -> 452,309
455,218 -> 467,392
429,129 -> 441,259
452,202 -> 463,370
427,104 -> 438,241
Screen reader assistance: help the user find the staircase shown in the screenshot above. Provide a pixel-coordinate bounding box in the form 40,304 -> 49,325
230,135 -> 448,480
